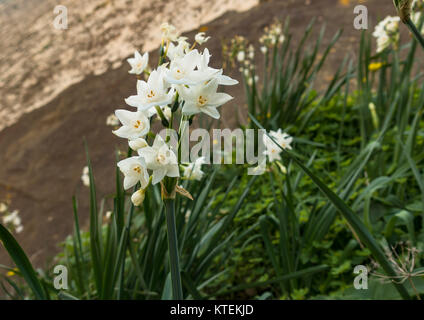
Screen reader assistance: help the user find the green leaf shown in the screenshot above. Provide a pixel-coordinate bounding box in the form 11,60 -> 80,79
0,224 -> 47,300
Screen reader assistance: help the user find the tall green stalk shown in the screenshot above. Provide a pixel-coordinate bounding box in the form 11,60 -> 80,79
164,198 -> 183,300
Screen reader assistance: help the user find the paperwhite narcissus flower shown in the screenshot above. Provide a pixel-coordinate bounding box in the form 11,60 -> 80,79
372,16 -> 400,53
195,32 -> 211,45
166,37 -> 190,60
81,166 -> 90,187
178,78 -> 233,119
129,137 -> 148,151
117,156 -> 150,190
106,113 -> 120,126
237,51 -> 245,62
2,210 -> 23,233
138,135 -> 179,185
125,66 -> 174,111
164,49 -> 210,85
0,202 -> 7,213
263,129 -> 293,162
183,157 -> 206,180
127,50 -> 149,75
160,22 -> 179,42
197,49 -> 238,86
162,106 -> 172,120
112,109 -> 150,140
131,188 -> 146,206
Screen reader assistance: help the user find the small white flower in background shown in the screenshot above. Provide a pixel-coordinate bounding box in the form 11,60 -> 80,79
372,16 -> 400,53
106,113 -> 120,126
260,46 -> 267,54
279,35 -> 285,44
117,156 -> 150,190
185,209 -> 192,223
129,137 -> 148,151
131,188 -> 146,206
263,129 -> 293,162
2,209 -> 23,234
138,135 -> 179,185
195,32 -> 211,45
183,157 -> 206,180
105,211 -> 113,220
160,22 -> 179,42
237,51 -> 245,62
0,202 -> 7,213
247,75 -> 259,87
125,66 -> 174,112
127,50 -> 149,75
247,45 -> 255,60
179,78 -> 233,119
81,166 -> 90,187
112,109 -> 150,140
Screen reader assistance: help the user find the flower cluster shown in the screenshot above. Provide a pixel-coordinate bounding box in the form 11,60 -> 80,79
114,24 -> 237,205
0,202 -> 23,234
372,16 -> 401,53
263,129 -> 293,163
259,20 -> 285,52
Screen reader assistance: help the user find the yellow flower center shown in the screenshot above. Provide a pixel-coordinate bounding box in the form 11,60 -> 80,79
198,95 -> 207,106
134,120 -> 143,129
147,90 -> 155,99
133,166 -> 142,174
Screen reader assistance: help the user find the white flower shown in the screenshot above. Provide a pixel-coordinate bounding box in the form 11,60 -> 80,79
197,48 -> 238,86
138,135 -> 179,185
117,156 -> 150,190
178,78 -> 233,119
247,75 -> 259,86
160,22 -> 179,42
195,32 -> 211,45
0,202 -> 7,213
260,46 -> 267,54
247,45 -> 255,60
162,105 -> 172,120
131,188 -> 146,206
372,16 -> 400,53
2,210 -> 23,233
125,66 -> 174,111
263,129 -> 293,162
279,35 -> 285,43
106,113 -> 120,126
127,50 -> 149,75
164,49 -> 210,85
183,157 -> 206,180
105,211 -> 113,220
167,37 -> 190,61
237,51 -> 245,62
112,109 -> 150,140
129,137 -> 148,151
81,166 -> 90,187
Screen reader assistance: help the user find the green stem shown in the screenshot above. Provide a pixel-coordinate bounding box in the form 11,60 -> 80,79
164,198 -> 183,299
405,18 -> 424,52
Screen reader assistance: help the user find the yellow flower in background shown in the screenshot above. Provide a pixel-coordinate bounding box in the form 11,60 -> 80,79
368,62 -> 384,72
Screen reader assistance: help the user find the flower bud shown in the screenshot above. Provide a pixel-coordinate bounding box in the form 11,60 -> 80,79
131,188 -> 146,206
129,138 -> 148,151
